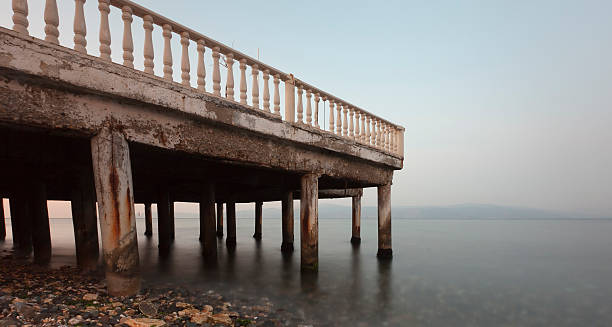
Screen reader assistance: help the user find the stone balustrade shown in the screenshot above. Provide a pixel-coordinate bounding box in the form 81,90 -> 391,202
9,0 -> 404,157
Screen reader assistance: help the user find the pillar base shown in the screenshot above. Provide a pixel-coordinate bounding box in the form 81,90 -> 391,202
216,231 -> 223,237
253,232 -> 262,240
281,242 -> 294,253
377,248 -> 393,259
106,272 -> 141,297
301,262 -> 318,272
350,236 -> 361,245
226,237 -> 236,248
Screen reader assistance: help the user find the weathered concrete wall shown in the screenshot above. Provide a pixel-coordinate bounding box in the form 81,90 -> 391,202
0,28 -> 401,186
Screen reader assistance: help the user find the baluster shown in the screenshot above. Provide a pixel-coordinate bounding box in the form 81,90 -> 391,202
121,6 -> 134,68
44,0 -> 59,44
252,65 -> 260,109
262,70 -> 270,112
73,0 -> 87,53
12,0 -> 28,35
239,59 -> 247,104
196,39 -> 206,91
162,24 -> 173,80
380,121 -> 385,149
329,101 -> 335,132
348,108 -> 354,138
273,74 -> 281,115
365,116 -> 371,145
313,94 -> 320,128
336,104 -> 342,135
360,113 -> 365,143
354,111 -> 360,141
373,120 -> 378,147
390,127 -> 395,153
387,125 -> 391,151
296,85 -> 304,124
98,0 -> 111,60
342,105 -> 348,137
225,53 -> 235,100
180,32 -> 190,86
306,91 -> 312,126
395,129 -> 400,153
143,15 -> 154,73
383,124 -> 388,150
212,47 -> 221,96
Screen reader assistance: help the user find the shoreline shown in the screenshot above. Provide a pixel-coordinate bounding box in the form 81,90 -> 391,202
0,249 -> 310,327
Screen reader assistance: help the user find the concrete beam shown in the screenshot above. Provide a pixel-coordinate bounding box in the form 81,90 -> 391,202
253,201 -> 262,240
300,174 -> 319,271
91,129 -> 140,296
281,191 -> 294,253
226,201 -> 236,250
216,202 -> 223,237
30,180 -> 51,265
377,183 -> 392,259
144,202 -> 152,237
71,169 -> 100,271
351,192 -> 362,245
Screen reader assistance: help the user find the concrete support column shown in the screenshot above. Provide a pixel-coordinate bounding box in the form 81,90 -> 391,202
0,199 -> 5,241
281,191 -> 294,252
351,193 -> 362,244
71,170 -> 100,271
30,181 -> 51,264
144,203 -> 152,237
377,183 -> 392,258
226,201 -> 236,249
91,129 -> 140,296
253,201 -> 262,240
11,193 -> 32,256
199,183 -> 217,260
216,203 -> 223,237
169,200 -> 175,240
300,173 -> 319,271
157,189 -> 172,249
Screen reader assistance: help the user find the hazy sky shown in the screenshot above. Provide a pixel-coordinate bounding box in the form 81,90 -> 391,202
1,0 -> 610,217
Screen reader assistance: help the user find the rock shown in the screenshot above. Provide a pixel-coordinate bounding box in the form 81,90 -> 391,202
121,317 -> 166,327
202,305 -> 213,313
175,302 -> 191,308
190,312 -> 211,324
211,313 -> 232,326
68,315 -> 83,325
14,302 -> 36,320
139,300 -> 158,317
0,318 -> 21,327
82,294 -> 98,301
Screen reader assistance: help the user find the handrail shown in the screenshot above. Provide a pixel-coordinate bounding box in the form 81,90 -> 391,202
8,0 -> 405,157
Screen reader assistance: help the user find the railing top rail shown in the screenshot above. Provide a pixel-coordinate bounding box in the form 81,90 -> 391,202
109,0 -> 404,131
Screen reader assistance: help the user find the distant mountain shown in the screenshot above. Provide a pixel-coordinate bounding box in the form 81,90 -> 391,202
170,203 -> 609,220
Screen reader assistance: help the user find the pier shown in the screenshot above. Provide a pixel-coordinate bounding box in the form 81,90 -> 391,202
0,0 -> 404,295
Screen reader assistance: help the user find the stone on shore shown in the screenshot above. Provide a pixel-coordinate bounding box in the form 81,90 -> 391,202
121,317 -> 166,327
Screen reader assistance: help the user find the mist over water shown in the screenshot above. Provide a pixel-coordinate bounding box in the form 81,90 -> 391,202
3,217 -> 612,326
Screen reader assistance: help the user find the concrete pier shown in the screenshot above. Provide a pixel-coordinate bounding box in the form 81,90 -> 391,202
377,184 -> 392,258
216,203 -> 224,237
157,189 -> 173,250
11,192 -> 32,256
226,201 -> 237,249
199,183 -> 217,260
351,192 -> 362,245
253,201 -> 263,240
0,10 -> 404,295
281,191 -> 294,253
91,129 -> 140,296
0,199 -> 5,240
71,170 -> 100,271
169,200 -> 175,240
30,180 -> 51,264
144,203 -> 153,237
300,174 -> 319,271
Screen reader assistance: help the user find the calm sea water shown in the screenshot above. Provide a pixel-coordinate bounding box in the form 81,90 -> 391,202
2,217 -> 612,326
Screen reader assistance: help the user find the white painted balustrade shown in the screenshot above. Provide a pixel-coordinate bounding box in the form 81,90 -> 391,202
7,0 -> 404,157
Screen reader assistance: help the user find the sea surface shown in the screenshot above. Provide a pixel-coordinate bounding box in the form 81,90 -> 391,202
2,217 -> 612,326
